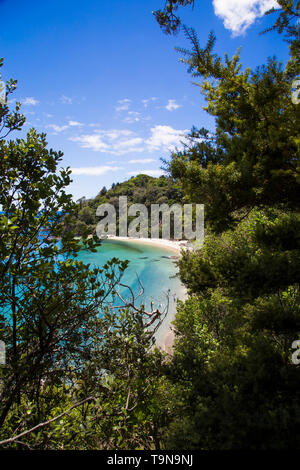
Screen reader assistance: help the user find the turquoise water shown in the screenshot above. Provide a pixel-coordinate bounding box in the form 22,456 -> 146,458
77,240 -> 185,342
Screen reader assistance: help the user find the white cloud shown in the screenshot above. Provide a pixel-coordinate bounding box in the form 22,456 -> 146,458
70,125 -> 188,156
22,97 -> 39,106
145,125 -> 188,152
123,111 -> 141,123
47,124 -> 70,133
115,98 -> 131,112
46,120 -> 84,134
212,0 -> 279,36
103,129 -> 132,140
60,95 -> 73,104
71,165 -> 124,176
116,137 -> 144,150
68,120 -> 83,127
142,97 -> 157,108
129,158 -> 156,164
127,169 -> 163,177
70,134 -> 110,151
165,99 -> 181,111
70,129 -> 144,155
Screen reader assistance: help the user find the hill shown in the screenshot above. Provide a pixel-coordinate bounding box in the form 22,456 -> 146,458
72,174 -> 184,237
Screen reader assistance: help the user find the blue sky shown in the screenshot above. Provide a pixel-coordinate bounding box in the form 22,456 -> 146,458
0,0 -> 288,200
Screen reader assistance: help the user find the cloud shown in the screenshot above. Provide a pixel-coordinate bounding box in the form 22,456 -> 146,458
115,98 -> 131,112
47,124 -> 70,133
60,95 -> 73,104
165,99 -> 181,111
68,120 -> 83,127
102,129 -> 132,140
70,129 -> 144,155
123,111 -> 141,123
70,125 -> 188,156
127,169 -> 164,177
46,120 -> 84,134
70,134 -> 109,151
212,0 -> 279,36
22,97 -> 39,106
116,137 -> 144,151
142,97 -> 157,108
128,158 -> 156,164
145,125 -> 188,152
71,165 -> 124,176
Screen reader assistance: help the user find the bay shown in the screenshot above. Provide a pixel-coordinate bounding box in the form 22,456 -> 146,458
77,239 -> 186,348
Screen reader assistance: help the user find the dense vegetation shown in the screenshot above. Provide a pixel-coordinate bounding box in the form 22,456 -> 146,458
72,174 -> 183,237
159,0 -> 300,449
0,61 -> 170,450
0,0 -> 299,450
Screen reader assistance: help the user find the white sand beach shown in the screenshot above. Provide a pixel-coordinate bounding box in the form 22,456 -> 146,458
105,235 -> 189,254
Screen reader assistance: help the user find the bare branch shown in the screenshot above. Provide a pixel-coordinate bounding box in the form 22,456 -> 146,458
0,396 -> 96,447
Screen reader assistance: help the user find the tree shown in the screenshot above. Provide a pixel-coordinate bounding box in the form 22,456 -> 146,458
0,111 -> 125,441
153,0 -> 195,35
166,211 -> 300,449
78,205 -> 95,225
99,186 -> 107,196
159,0 -> 300,450
165,21 -> 299,231
0,59 -> 171,449
154,0 -> 300,38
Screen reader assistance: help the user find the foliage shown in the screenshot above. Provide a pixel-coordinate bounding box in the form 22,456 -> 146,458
0,58 -> 26,139
161,1 -> 300,449
154,0 -> 300,39
0,305 -> 172,450
153,0 -> 195,35
70,173 -> 183,237
1,0 -> 299,449
165,22 -> 300,232
0,60 -> 171,449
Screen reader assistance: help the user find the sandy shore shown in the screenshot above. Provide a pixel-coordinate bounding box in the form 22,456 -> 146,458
105,235 -> 189,254
104,235 -> 189,353
160,284 -> 188,354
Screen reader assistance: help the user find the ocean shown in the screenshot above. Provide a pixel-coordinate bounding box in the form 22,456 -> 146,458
77,239 -> 186,346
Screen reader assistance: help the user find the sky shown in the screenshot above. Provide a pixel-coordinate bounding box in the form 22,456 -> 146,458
0,0 -> 289,200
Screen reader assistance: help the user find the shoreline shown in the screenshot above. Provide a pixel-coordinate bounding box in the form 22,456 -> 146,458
103,235 -> 188,354
103,235 -> 189,255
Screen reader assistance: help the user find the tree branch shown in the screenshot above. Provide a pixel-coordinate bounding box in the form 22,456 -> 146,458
0,396 -> 96,447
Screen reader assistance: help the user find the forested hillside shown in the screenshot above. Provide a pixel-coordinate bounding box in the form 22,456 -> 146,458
72,174 -> 183,237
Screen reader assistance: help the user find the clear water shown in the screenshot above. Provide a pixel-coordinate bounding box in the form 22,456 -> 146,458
77,240 -> 186,342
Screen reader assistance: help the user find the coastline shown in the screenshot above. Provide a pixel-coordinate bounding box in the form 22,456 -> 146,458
104,235 -> 189,255
104,235 -> 189,353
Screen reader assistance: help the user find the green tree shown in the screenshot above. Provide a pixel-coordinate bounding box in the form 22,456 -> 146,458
78,205 -> 95,225
0,59 -> 171,449
159,0 -> 300,450
155,0 -> 300,38
99,186 -> 107,196
166,211 -> 300,449
0,122 -> 126,437
154,0 -> 195,35
165,22 -> 299,231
